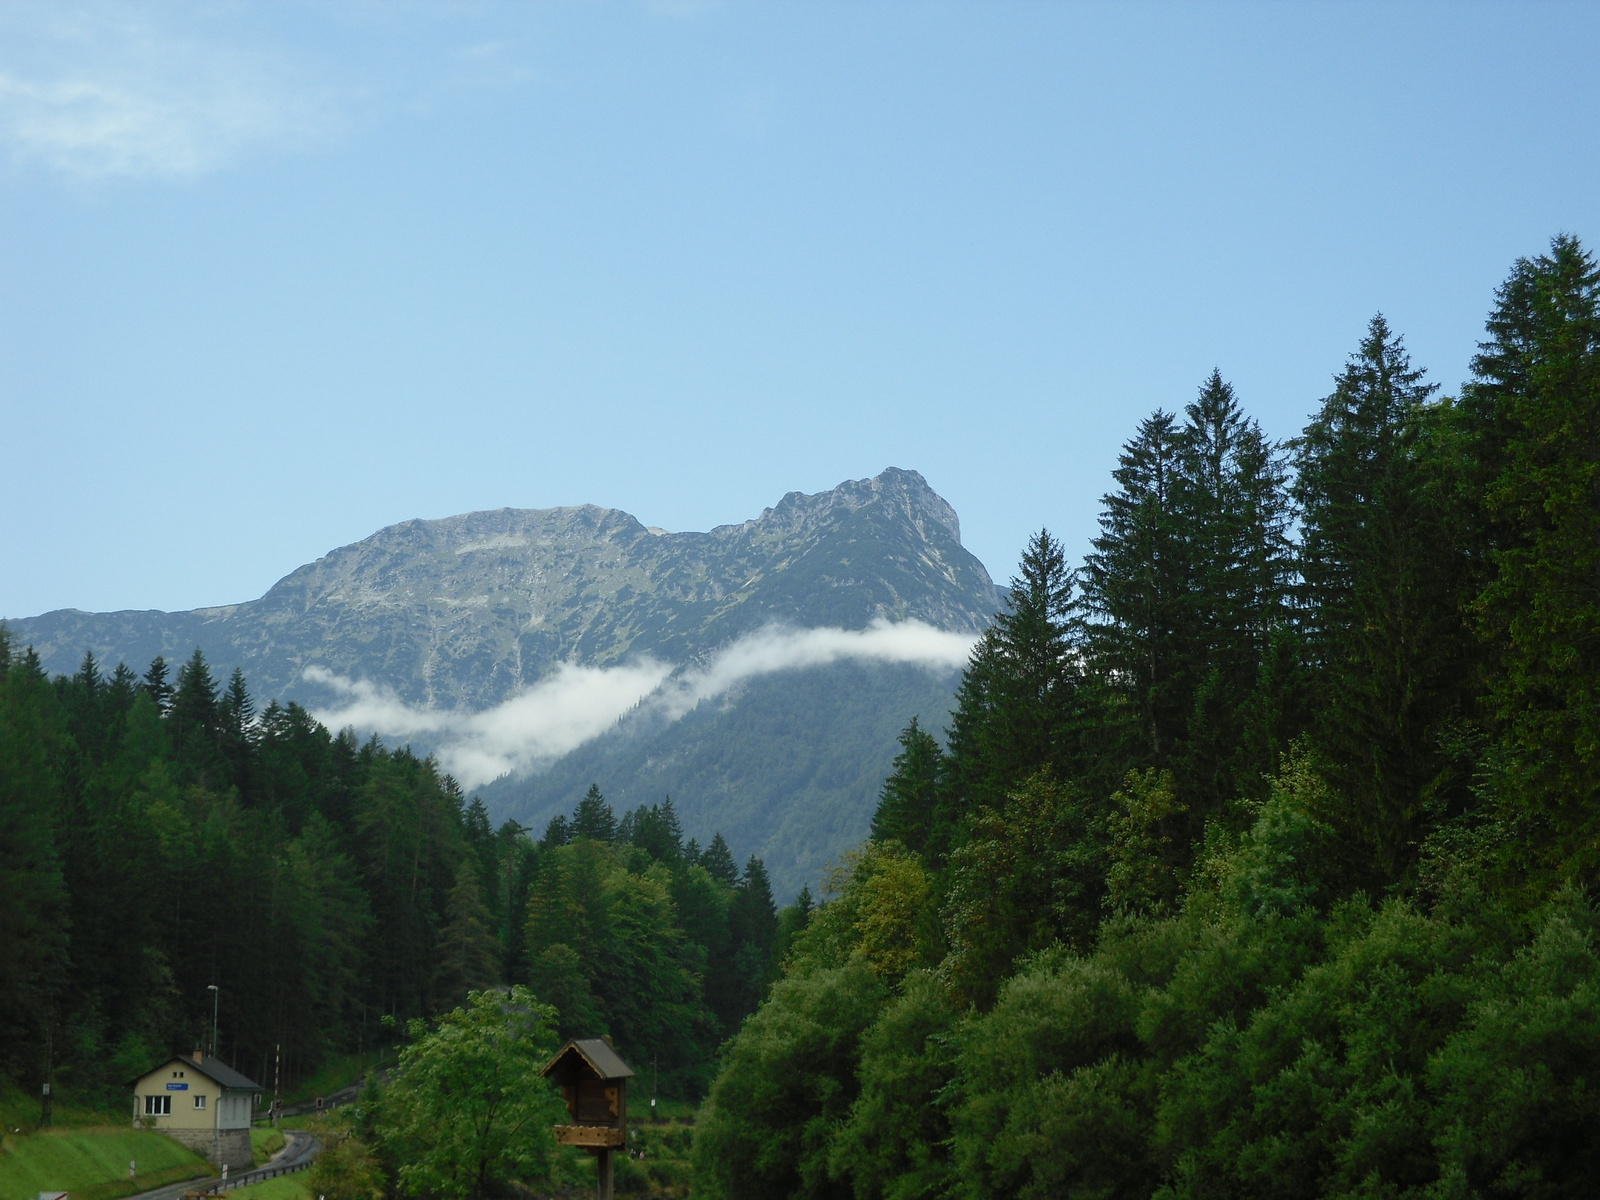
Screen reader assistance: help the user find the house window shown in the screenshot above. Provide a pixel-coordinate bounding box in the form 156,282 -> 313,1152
194,1095 -> 207,1110
144,1095 -> 171,1116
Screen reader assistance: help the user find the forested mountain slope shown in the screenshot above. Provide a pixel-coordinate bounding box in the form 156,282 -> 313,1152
0,631 -> 809,1106
478,660 -> 959,899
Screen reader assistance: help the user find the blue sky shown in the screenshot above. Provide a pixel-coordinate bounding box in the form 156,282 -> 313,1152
2,1 -> 1597,619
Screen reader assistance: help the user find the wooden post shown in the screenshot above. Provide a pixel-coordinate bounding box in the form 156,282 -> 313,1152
596,1148 -> 613,1200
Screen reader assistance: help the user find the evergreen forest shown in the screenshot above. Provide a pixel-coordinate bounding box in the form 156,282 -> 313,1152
694,235 -> 1600,1199
0,640 -> 787,1105
5,234 -> 1600,1199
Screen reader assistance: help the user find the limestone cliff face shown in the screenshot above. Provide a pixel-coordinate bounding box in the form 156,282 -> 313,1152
9,468 -> 999,710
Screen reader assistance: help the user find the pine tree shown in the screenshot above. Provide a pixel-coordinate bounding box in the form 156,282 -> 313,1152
542,814 -> 570,848
435,857 -> 502,1004
730,857 -> 778,957
107,662 -> 140,719
1294,315 -> 1469,879
1454,235 -> 1600,878
142,655 -> 173,711
1174,373 -> 1297,811
570,784 -> 617,842
1080,413 -> 1190,768
945,530 -> 1081,820
725,856 -> 779,1017
75,650 -> 101,695
0,644 -> 71,1065
1080,380 -> 1296,815
702,833 -> 739,885
169,648 -> 225,787
461,796 -> 498,925
62,650 -> 109,763
870,718 -> 947,859
630,799 -> 686,865
1179,373 -> 1294,671
220,666 -> 253,731
219,667 -> 256,797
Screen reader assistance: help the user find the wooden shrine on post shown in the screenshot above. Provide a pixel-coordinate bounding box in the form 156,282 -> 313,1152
541,1038 -> 634,1200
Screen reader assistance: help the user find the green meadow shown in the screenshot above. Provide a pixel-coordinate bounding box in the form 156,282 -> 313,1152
0,1127 -> 209,1200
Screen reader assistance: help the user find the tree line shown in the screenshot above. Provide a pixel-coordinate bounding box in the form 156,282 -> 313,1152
0,638 -> 794,1103
694,234 -> 1600,1199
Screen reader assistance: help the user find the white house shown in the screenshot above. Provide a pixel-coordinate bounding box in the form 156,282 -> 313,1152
130,1050 -> 262,1170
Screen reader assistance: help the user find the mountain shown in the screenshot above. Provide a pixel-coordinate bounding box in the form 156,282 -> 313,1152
6,468 -> 1001,895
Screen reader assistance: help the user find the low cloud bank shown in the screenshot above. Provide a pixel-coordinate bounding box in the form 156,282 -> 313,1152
305,619 -> 976,789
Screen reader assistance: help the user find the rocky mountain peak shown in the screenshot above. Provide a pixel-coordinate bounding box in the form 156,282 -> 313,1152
750,468 -> 962,546
7,469 -> 998,712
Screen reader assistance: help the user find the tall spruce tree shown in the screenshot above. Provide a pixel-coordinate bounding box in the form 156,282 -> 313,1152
629,799 -> 686,866
435,856 -> 502,1004
1174,373 -> 1297,812
0,638 -> 71,1075
1081,380 -> 1296,816
944,529 -> 1081,819
1453,235 -> 1600,880
170,648 -> 225,788
570,784 -> 617,842
1294,315 -> 1470,880
1080,412 -> 1190,772
142,655 -> 173,711
869,717 -> 947,860
219,667 -> 256,798
701,833 -> 739,886
727,856 -> 779,1017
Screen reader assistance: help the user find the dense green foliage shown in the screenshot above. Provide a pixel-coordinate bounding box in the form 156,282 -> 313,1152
696,235 -> 1600,1198
377,988 -> 564,1200
0,641 -> 786,1108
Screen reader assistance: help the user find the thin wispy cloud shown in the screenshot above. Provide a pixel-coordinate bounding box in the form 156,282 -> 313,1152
306,619 -> 975,788
0,4 -> 544,183
0,7 -> 332,180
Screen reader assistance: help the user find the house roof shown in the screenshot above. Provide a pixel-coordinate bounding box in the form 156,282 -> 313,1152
130,1052 -> 263,1091
541,1038 -> 636,1082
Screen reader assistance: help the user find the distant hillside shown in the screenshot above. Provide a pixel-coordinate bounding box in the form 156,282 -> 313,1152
478,660 -> 963,898
7,469 -> 1000,895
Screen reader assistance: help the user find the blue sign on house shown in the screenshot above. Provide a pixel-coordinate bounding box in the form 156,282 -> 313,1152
166,1082 -> 189,1091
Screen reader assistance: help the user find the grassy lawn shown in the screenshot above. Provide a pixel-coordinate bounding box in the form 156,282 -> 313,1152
215,1175 -> 309,1200
0,1127 -> 210,1200
249,1129 -> 285,1166
0,1083 -> 128,1136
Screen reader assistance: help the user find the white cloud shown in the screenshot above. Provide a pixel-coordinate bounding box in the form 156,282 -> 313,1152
0,5 -> 549,182
305,619 -> 976,788
0,8 -> 334,180
0,67 -> 320,179
660,619 -> 974,718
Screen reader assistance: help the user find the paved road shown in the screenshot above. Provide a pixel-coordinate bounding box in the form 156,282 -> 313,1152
274,1078 -> 368,1120
124,1129 -> 319,1200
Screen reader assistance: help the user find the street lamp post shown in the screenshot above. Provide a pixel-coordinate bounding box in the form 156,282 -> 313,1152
207,985 -> 219,1058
